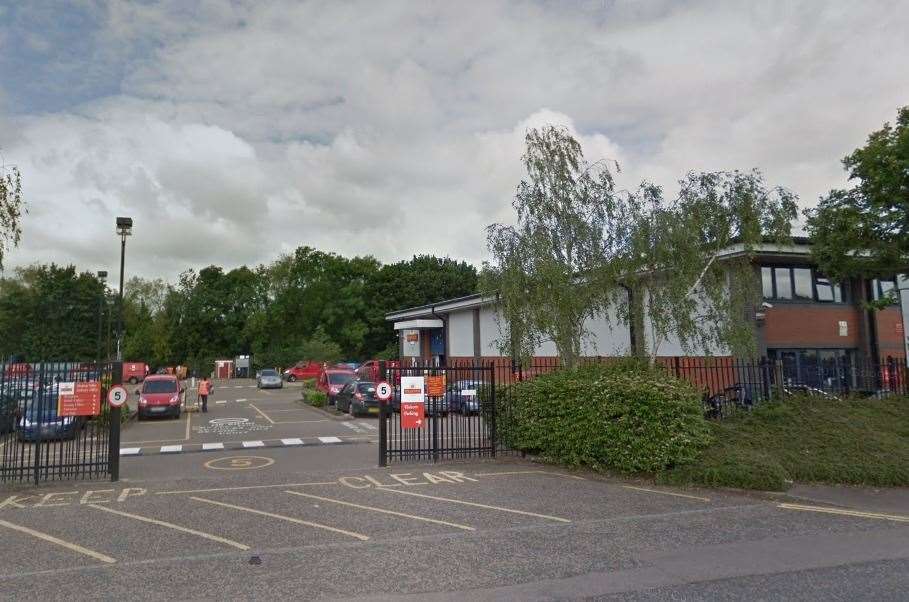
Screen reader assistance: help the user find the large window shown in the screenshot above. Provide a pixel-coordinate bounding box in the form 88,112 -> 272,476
871,278 -> 898,302
761,266 -> 846,303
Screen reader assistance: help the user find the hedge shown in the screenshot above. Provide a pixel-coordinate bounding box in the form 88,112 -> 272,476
501,360 -> 711,472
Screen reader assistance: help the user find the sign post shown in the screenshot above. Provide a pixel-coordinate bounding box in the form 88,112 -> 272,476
400,376 -> 425,430
376,381 -> 392,468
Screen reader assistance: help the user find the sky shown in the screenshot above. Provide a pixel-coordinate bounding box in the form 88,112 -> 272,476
1,0 -> 908,281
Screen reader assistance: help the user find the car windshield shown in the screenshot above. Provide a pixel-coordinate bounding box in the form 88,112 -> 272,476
328,373 -> 356,385
143,380 -> 177,394
357,382 -> 376,393
261,370 -> 278,377
24,399 -> 59,420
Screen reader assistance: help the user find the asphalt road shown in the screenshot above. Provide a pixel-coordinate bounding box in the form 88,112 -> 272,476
0,379 -> 907,600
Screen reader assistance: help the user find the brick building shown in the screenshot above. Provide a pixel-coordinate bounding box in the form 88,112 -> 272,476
387,240 -> 907,390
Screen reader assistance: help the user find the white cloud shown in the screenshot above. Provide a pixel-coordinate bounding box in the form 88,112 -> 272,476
2,0 -> 908,280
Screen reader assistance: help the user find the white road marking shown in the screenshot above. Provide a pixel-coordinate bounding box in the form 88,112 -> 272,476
342,422 -> 365,433
318,436 -> 342,444
359,423 -> 378,431
281,438 -> 304,446
88,504 -> 249,550
0,518 -> 116,564
622,485 -> 710,502
119,448 -> 141,456
285,490 -> 475,531
160,445 -> 182,453
236,398 -> 247,402
188,497 -> 369,540
376,489 -> 572,523
778,503 -> 909,523
242,441 -> 265,448
215,400 -> 227,405
202,442 -> 225,451
248,403 -> 275,424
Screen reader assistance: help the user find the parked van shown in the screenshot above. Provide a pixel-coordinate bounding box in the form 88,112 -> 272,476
124,362 -> 149,384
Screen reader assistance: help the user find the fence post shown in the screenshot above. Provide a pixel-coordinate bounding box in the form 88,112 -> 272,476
109,362 -> 122,482
760,357 -> 770,402
673,356 -> 681,378
490,362 -> 497,458
773,359 -> 784,399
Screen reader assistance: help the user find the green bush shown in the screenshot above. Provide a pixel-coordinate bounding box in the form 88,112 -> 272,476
505,360 -> 711,472
302,378 -> 317,390
306,389 -> 327,408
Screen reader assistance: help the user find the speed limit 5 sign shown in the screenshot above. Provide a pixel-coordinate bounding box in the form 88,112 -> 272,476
376,381 -> 393,401
108,386 -> 128,408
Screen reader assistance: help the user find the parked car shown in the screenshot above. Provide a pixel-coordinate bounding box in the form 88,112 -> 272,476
136,375 -> 183,420
257,369 -> 283,389
123,362 -> 149,384
336,381 -> 380,417
445,380 -> 487,415
317,368 -> 357,406
16,388 -> 84,442
283,361 -> 323,382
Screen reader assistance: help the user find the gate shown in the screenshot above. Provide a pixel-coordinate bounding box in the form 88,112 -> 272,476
1,361 -> 122,485
379,364 -> 495,465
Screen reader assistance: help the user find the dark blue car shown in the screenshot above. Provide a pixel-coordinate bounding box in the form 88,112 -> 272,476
445,380 -> 488,415
17,387 -> 83,442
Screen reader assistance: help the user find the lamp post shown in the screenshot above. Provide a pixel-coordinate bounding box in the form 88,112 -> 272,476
116,217 -> 133,361
96,271 -> 108,365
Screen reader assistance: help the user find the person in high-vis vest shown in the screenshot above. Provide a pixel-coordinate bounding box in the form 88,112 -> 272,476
198,377 -> 213,413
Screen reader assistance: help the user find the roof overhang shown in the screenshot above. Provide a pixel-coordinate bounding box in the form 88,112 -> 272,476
393,319 -> 444,331
386,293 -> 497,322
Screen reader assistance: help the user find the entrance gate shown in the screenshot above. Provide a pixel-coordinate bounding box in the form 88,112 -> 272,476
0,361 -> 122,485
379,364 -> 496,465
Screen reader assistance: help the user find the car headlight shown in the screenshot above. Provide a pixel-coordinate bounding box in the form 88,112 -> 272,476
169,395 -> 180,404
139,397 -> 148,406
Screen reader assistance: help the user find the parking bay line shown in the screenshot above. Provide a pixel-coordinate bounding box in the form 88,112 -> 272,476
188,497 -> 369,541
375,489 -> 572,523
0,518 -> 116,564
157,481 -> 338,495
284,490 -> 475,531
778,502 -> 909,523
248,402 -> 275,424
621,485 -> 710,502
87,504 -> 249,550
474,470 -> 587,481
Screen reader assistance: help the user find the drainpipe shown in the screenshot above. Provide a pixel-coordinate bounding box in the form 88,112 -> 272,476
430,305 -> 448,367
620,283 -> 639,357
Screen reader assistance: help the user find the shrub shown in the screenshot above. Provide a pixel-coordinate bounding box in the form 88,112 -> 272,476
307,389 -> 327,408
302,378 -> 317,390
505,360 -> 712,472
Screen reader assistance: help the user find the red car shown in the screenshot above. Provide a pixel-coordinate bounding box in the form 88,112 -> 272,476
357,360 -> 400,384
136,375 -> 182,420
283,361 -> 323,382
317,368 -> 356,405
123,362 -> 149,384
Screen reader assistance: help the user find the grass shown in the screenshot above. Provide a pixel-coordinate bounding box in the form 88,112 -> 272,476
658,395 -> 909,491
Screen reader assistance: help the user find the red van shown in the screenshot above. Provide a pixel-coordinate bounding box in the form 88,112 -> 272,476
357,360 -> 400,384
124,362 -> 149,384
317,368 -> 356,405
137,375 -> 182,419
283,361 -> 323,382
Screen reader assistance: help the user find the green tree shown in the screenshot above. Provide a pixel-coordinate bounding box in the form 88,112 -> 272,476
805,106 -> 909,282
0,165 -> 25,269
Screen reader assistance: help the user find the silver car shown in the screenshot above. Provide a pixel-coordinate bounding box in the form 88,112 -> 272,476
257,369 -> 283,389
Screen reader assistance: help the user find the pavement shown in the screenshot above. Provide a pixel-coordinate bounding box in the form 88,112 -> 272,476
0,379 -> 907,600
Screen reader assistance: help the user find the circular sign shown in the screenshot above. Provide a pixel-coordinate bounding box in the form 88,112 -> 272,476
376,381 -> 392,401
204,456 -> 275,471
108,386 -> 128,408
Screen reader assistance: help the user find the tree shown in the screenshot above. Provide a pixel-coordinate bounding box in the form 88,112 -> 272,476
485,126 -> 797,366
805,106 -> 909,282
483,126 -> 620,368
0,165 -> 25,270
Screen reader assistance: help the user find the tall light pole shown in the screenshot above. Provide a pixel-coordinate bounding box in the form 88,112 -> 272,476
96,270 -> 108,365
116,217 -> 133,361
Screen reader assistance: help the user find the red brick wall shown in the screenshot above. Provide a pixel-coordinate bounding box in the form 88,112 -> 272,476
763,305 -> 862,348
876,307 -> 906,360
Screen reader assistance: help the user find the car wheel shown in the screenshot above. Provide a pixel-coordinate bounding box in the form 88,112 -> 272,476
287,375 -> 296,382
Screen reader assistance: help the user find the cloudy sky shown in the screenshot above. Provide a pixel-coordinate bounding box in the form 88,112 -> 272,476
1,1 -> 907,280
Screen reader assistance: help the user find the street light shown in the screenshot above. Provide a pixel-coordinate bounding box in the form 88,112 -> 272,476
116,217 -> 133,361
96,271 -> 108,365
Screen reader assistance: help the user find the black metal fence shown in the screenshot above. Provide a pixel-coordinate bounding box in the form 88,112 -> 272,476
1,361 -> 121,485
379,364 -> 496,465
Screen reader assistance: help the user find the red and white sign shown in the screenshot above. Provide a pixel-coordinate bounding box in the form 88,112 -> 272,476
400,376 -> 425,429
376,381 -> 393,401
58,381 -> 102,417
108,386 -> 129,408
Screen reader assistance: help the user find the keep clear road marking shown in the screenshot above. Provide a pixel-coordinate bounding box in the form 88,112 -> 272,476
0,518 -> 116,564
87,504 -> 250,550
248,403 -> 275,424
375,489 -> 572,523
318,436 -> 342,444
284,490 -> 475,531
778,502 -> 909,523
188,497 -> 369,541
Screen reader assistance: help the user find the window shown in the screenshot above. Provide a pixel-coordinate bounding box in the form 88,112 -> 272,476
768,348 -> 855,390
762,266 -> 846,303
872,278 -> 898,302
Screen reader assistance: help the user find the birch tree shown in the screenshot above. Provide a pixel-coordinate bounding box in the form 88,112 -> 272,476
0,166 -> 25,270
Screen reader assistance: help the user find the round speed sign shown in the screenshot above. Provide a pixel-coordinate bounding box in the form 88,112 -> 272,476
375,381 -> 393,401
108,386 -> 128,408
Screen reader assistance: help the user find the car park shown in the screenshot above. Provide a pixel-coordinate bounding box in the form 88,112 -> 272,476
317,368 -> 356,405
257,368 -> 283,389
136,375 -> 182,420
283,360 -> 323,382
445,380 -> 487,415
335,381 -> 380,417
